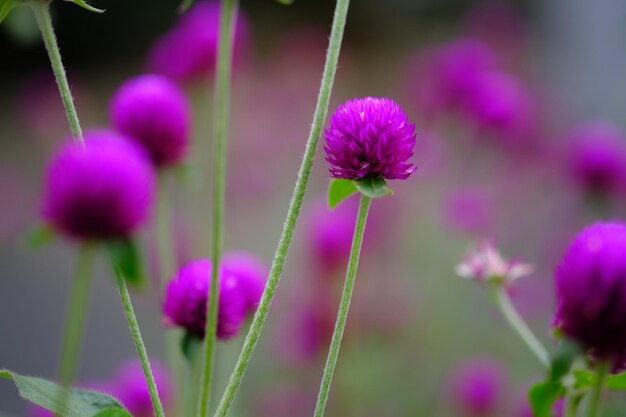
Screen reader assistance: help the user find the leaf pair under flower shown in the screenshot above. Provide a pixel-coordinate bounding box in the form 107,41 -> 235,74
0,0 -> 102,25
328,177 -> 393,209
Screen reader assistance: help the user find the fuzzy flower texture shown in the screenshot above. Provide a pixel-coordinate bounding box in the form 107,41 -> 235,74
554,222 -> 626,363
324,97 -> 417,180
163,253 -> 267,340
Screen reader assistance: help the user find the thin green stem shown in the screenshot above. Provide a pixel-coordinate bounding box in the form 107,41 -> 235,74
494,286 -> 550,368
113,263 -> 166,417
585,362 -> 608,417
54,245 -> 94,417
212,0 -> 350,415
197,0 -> 238,416
314,195 -> 371,417
30,0 -> 84,144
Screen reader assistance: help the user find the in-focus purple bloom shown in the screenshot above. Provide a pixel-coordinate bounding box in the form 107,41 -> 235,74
222,251 -> 268,315
566,121 -> 626,197
147,1 -> 250,83
554,222 -> 626,362
449,359 -> 506,416
41,130 -> 156,241
111,359 -> 172,417
163,259 -> 247,340
111,75 -> 190,167
324,97 -> 417,180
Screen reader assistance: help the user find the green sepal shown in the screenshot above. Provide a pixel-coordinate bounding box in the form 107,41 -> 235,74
327,178 -> 358,209
574,369 -> 626,391
66,0 -> 104,13
354,177 -> 393,199
25,224 -> 56,249
181,332 -> 203,364
0,370 -> 130,417
106,238 -> 145,288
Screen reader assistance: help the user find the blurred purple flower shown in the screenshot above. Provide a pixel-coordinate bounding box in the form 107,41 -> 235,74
444,187 -> 494,235
566,121 -> 626,197
449,358 -> 506,416
163,259 -> 247,340
324,97 -> 417,180
147,1 -> 250,83
41,130 -> 156,241
111,359 -> 172,417
222,251 -> 268,314
554,222 -> 626,362
110,74 -> 190,167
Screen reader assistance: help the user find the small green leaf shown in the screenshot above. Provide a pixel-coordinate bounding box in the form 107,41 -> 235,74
529,381 -> 565,417
66,0 -> 104,13
181,332 -> 203,364
0,370 -> 129,417
354,177 -> 393,199
328,178 -> 358,209
93,409 -> 133,417
550,340 -> 580,381
0,1 -> 16,24
106,239 -> 145,288
25,225 -> 56,249
276,0 -> 295,4
574,369 -> 626,391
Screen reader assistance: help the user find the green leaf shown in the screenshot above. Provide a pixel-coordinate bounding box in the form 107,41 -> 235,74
0,370 -> 130,417
354,177 -> 393,199
529,381 -> 565,417
66,0 -> 104,13
327,178 -> 358,209
574,369 -> 626,391
550,340 -> 580,381
276,0 -> 295,4
106,239 -> 145,288
181,332 -> 203,364
25,225 -> 56,249
93,409 -> 133,417
0,1 -> 16,24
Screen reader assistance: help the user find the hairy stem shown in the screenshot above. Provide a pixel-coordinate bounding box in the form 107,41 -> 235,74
197,0 -> 238,415
314,195 -> 371,417
113,262 -> 166,417
212,1 -> 351,415
494,287 -> 550,368
30,0 -> 84,144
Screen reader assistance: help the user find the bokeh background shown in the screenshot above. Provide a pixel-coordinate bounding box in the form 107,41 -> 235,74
2,0 -> 626,416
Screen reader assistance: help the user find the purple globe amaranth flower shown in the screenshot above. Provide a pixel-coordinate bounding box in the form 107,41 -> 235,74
111,359 -> 172,417
554,222 -> 626,362
41,130 -> 156,241
566,121 -> 626,197
163,259 -> 247,340
111,74 -> 190,167
222,251 -> 268,315
449,359 -> 506,416
324,97 -> 417,180
147,1 -> 250,83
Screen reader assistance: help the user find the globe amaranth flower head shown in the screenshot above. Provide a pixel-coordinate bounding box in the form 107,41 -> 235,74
324,97 -> 417,180
111,74 -> 190,167
163,259 -> 248,340
554,222 -> 626,362
41,130 -> 156,241
448,358 -> 506,416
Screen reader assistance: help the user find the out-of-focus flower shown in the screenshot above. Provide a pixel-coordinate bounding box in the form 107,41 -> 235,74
566,121 -> 626,198
449,358 -> 506,416
222,251 -> 268,314
111,359 -> 172,417
163,259 -> 247,340
456,241 -> 533,285
324,97 -> 417,180
444,187 -> 494,235
147,1 -> 250,83
554,222 -> 626,362
41,130 -> 156,241
110,75 -> 190,168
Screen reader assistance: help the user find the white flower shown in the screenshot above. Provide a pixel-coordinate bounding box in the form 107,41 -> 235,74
456,241 -> 533,284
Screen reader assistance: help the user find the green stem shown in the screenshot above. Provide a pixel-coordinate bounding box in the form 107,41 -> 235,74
55,245 -> 94,417
565,393 -> 582,417
585,362 -> 608,417
112,263 -> 166,417
30,0 -> 84,144
494,286 -> 550,368
314,195 -> 371,417
212,1 -> 350,415
197,0 -> 238,416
